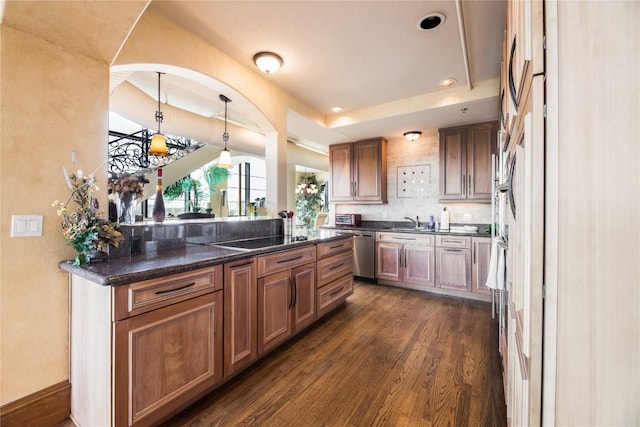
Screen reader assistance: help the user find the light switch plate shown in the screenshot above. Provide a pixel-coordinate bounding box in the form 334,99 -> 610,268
11,215 -> 43,237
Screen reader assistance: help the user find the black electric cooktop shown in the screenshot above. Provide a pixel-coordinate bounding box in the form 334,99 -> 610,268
210,235 -> 308,250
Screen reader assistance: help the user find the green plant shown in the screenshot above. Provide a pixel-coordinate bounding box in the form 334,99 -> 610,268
202,165 -> 230,193
295,174 -> 323,229
163,176 -> 206,212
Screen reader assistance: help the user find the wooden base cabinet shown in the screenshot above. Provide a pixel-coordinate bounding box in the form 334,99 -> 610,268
224,258 -> 257,377
70,266 -> 224,427
375,232 -> 435,289
316,238 -> 354,317
257,246 -> 317,356
113,292 -> 223,427
435,235 -> 472,292
257,263 -> 316,355
472,237 -> 492,295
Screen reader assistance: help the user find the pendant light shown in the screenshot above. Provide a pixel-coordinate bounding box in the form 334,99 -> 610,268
148,72 -> 168,156
217,94 -> 233,169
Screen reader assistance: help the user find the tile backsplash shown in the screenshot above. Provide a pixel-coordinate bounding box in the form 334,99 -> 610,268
331,131 -> 492,225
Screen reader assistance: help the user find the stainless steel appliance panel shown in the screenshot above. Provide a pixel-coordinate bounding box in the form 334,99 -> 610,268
352,232 -> 375,279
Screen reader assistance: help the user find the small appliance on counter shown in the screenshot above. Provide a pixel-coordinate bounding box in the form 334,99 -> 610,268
335,213 -> 362,226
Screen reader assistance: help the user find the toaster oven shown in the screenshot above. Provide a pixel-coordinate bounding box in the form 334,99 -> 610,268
335,213 -> 361,226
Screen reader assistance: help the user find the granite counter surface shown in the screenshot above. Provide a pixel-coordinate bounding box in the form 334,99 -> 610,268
59,230 -> 351,287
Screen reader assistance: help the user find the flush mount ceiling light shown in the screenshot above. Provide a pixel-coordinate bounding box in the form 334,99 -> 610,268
217,94 -> 233,169
148,72 -> 168,156
331,106 -> 343,113
438,78 -> 457,88
253,51 -> 283,74
417,12 -> 445,31
403,131 -> 422,142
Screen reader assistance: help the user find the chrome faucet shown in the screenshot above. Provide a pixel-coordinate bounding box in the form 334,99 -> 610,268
404,216 -> 420,229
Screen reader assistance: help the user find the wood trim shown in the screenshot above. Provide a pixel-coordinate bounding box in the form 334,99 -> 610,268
0,381 -> 70,427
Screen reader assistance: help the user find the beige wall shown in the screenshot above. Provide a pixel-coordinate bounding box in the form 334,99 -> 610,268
333,131 -> 492,225
0,3 -> 324,406
0,25 -> 110,403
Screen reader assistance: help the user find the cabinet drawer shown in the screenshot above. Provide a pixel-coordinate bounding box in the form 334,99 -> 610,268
257,246 -> 316,277
317,274 -> 353,317
317,251 -> 353,287
436,235 -> 471,249
316,237 -> 353,259
113,266 -> 223,320
377,232 -> 434,245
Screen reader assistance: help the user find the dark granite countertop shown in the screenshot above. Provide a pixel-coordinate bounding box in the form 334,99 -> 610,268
59,230 -> 351,287
321,224 -> 491,237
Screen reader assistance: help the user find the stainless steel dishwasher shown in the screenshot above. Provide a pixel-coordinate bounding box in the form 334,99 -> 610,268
352,231 -> 376,280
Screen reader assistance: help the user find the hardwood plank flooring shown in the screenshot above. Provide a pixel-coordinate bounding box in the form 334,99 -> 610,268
162,281 -> 506,427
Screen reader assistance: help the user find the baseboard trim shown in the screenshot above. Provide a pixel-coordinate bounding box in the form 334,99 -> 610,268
0,380 -> 71,427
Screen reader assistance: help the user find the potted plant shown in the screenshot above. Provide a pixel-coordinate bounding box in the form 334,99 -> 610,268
53,169 -> 124,265
295,174 -> 323,230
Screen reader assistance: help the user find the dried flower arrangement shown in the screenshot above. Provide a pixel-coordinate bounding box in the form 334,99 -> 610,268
53,169 -> 124,265
108,172 -> 149,223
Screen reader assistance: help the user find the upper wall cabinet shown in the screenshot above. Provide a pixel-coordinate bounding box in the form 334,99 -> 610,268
329,137 -> 387,204
439,121 -> 497,202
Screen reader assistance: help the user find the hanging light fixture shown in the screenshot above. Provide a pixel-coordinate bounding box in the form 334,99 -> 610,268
403,131 -> 422,141
148,72 -> 168,156
217,94 -> 233,169
253,51 -> 284,74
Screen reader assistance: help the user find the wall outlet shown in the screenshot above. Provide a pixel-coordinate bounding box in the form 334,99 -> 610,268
463,213 -> 472,221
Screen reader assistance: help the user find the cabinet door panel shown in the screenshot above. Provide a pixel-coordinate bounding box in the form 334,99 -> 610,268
436,248 -> 471,291
114,292 -> 223,427
375,242 -> 402,281
329,143 -> 353,201
258,271 -> 292,355
224,259 -> 257,377
291,264 -> 316,333
404,244 -> 435,287
472,237 -> 492,295
439,128 -> 467,199
468,123 -> 497,200
354,139 -> 386,201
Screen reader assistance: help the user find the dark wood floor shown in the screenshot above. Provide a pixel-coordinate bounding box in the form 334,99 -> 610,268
161,281 -> 506,427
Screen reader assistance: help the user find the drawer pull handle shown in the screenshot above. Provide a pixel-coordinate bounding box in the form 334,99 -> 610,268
442,239 -> 462,244
329,263 -> 344,271
329,286 -> 344,297
329,244 -> 344,249
277,255 -> 303,264
392,237 -> 417,241
155,282 -> 196,295
444,249 -> 462,252
234,261 -> 254,267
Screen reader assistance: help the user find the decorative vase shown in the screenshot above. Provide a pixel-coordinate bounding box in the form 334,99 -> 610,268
118,192 -> 136,224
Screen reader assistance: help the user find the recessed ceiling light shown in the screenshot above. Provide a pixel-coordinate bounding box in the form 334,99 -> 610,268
438,78 -> 457,88
417,12 -> 445,31
331,107 -> 343,113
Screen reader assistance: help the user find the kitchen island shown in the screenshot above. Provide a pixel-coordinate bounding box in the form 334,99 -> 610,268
60,218 -> 354,427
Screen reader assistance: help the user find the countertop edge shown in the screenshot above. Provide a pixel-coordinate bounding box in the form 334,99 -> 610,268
58,233 -> 351,286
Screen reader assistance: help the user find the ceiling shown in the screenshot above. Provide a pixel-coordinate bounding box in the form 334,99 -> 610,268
118,0 -> 507,153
